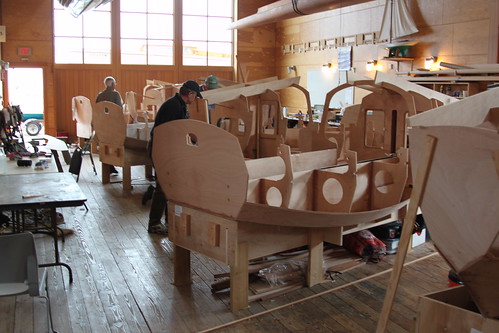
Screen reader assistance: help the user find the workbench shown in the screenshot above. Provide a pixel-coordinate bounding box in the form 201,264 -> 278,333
0,172 -> 87,283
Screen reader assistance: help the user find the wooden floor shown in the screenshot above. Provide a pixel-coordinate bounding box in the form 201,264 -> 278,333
0,153 -> 452,333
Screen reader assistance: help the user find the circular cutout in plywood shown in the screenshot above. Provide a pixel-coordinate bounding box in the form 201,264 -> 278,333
266,186 -> 282,207
322,178 -> 343,205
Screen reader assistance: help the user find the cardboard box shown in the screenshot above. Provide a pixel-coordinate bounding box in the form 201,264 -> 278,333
411,228 -> 426,248
414,286 -> 499,333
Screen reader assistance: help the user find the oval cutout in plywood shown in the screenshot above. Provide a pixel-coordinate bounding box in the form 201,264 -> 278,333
265,186 -> 282,207
187,133 -> 198,146
322,178 -> 343,205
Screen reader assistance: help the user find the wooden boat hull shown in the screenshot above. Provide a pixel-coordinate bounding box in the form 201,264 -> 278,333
408,88 -> 499,319
153,119 -> 409,232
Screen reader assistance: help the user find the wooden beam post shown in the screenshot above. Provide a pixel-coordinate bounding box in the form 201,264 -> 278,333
376,135 -> 437,333
230,242 -> 249,312
308,229 -> 324,286
173,245 -> 191,286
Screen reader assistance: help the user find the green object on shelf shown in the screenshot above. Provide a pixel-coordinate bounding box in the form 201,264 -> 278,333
387,45 -> 412,58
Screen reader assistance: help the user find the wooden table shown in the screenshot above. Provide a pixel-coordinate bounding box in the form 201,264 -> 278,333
0,172 -> 87,283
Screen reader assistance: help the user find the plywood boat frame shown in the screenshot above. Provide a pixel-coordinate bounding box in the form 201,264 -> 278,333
92,101 -> 153,194
298,71 -> 456,163
148,73 -> 461,311
152,119 -> 411,311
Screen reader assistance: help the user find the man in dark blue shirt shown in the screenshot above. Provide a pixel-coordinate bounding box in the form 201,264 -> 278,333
147,80 -> 202,235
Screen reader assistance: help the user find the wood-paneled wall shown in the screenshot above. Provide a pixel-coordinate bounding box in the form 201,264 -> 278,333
53,66 -> 234,138
1,0 -> 497,140
236,0 -> 276,82
274,0 -> 498,111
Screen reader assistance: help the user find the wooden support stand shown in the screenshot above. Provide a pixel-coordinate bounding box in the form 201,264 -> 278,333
169,202 -> 341,312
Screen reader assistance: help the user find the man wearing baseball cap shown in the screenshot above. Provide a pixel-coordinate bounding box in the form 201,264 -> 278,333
147,79 -> 202,235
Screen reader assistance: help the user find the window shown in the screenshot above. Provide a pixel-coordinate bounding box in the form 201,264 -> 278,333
53,0 -> 233,67
182,0 -> 233,66
120,0 -> 174,65
53,0 -> 111,64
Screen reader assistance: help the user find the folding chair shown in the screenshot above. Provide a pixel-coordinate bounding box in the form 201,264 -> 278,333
0,232 -> 57,333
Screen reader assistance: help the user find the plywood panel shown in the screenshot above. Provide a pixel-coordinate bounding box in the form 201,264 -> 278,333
453,20 -> 490,55
442,0 -> 490,24
412,0 -> 444,27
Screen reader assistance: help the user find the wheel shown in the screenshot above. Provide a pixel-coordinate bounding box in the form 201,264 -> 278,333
25,120 -> 42,136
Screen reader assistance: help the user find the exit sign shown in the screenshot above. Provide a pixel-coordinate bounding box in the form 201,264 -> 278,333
18,47 -> 32,56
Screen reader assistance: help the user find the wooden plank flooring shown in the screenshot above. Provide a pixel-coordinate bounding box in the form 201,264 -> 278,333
0,153 -> 452,333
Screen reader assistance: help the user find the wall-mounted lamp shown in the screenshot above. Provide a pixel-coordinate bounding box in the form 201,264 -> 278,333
425,56 -> 437,70
287,65 -> 296,74
366,60 -> 378,71
321,63 -> 336,73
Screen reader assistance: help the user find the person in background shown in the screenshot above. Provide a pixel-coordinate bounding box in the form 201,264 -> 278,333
95,76 -> 123,174
96,76 -> 123,107
147,80 -> 202,235
200,75 -> 219,123
201,74 -> 219,92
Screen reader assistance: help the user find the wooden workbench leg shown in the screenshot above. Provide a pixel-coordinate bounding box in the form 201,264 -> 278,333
308,229 -> 324,287
230,242 -> 248,312
173,245 -> 191,286
101,163 -> 111,184
122,166 -> 132,193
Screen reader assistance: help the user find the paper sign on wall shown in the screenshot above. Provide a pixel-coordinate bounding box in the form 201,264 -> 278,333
338,46 -> 352,71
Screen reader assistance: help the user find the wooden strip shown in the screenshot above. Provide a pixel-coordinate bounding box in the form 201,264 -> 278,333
248,281 -> 304,302
201,77 -> 300,105
375,135 -> 437,333
198,252 -> 439,333
404,75 -> 499,82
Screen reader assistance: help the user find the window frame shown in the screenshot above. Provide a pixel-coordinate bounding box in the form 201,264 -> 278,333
52,0 -> 235,67
181,0 -> 234,67
53,0 -> 112,65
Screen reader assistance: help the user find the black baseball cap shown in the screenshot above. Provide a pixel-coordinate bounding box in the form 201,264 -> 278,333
182,80 -> 203,98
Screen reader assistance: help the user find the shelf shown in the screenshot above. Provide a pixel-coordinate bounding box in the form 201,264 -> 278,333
382,57 -> 414,71
383,57 -> 414,62
414,81 -> 488,98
